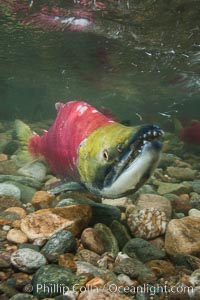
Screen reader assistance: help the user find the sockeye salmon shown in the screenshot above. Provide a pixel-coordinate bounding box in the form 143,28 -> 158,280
16,100 -> 164,198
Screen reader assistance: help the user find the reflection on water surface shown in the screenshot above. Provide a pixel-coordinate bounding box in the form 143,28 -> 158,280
0,0 -> 199,126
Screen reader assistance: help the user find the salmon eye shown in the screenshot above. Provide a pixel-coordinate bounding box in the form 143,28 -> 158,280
103,150 -> 109,161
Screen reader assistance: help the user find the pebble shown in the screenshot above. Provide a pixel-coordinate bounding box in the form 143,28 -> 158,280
0,282 -> 19,298
11,248 -> 47,273
81,228 -> 105,255
149,237 -> 165,251
190,192 -> 200,210
75,260 -> 105,277
156,181 -> 192,195
32,190 -> 55,209
5,207 -> 26,219
75,249 -> 101,267
102,197 -> 130,211
94,223 -> 119,257
192,180 -> 200,193
188,208 -> 200,217
78,289 -> 131,300
117,273 -> 134,286
32,264 -> 86,299
58,253 -> 77,272
7,182 -> 36,204
0,250 -> 12,268
0,160 -> 17,175
126,206 -> 168,240
0,229 -> 7,240
165,216 -> 200,256
135,193 -> 172,219
18,243 -> 40,252
17,161 -> 47,182
159,153 -> 181,169
166,166 -> 198,181
7,229 -> 28,244
113,256 -> 156,283
20,204 -> 92,239
110,220 -> 131,250
41,230 -> 76,262
0,183 -> 21,199
85,277 -> 105,288
171,254 -> 200,271
12,219 -> 21,228
0,211 -> 21,225
170,194 -> 192,214
0,153 -> 8,161
122,238 -> 166,263
137,184 -> 156,194
9,294 -> 38,300
189,268 -> 200,286
145,259 -> 175,277
0,195 -> 23,212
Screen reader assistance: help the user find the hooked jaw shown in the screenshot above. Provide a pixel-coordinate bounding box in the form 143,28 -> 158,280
101,125 -> 164,198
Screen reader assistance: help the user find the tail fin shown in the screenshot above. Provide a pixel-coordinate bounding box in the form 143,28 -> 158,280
14,120 -> 34,163
174,118 -> 183,136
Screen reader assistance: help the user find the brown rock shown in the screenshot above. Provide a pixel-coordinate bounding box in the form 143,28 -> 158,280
165,217 -> 200,256
0,271 -> 9,281
81,228 -> 105,255
75,249 -> 100,267
149,237 -> 165,251
7,229 -> 28,244
167,166 -> 197,181
102,197 -> 130,211
31,191 -> 55,209
86,277 -> 105,288
145,259 -> 175,277
171,194 -> 192,214
11,272 -> 32,291
5,207 -> 26,219
0,211 -> 21,225
0,153 -> 8,161
20,204 -> 92,239
58,253 -> 77,272
12,220 -> 21,228
135,193 -> 172,219
0,160 -> 17,174
0,250 -> 12,268
0,196 -> 23,213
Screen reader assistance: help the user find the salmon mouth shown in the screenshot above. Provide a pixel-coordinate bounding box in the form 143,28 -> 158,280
102,124 -> 164,198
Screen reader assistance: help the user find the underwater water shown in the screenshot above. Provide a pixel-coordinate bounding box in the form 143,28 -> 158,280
0,0 -> 200,127
1,3 -> 200,300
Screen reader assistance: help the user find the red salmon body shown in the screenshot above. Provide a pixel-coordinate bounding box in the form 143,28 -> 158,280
180,121 -> 200,145
28,101 -> 114,179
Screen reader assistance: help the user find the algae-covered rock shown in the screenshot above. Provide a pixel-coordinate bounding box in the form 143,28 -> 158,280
94,223 -> 119,257
41,230 -> 76,262
110,220 -> 131,250
123,238 -> 166,263
32,264 -> 86,299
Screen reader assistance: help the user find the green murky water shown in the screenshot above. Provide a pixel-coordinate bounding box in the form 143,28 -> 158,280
0,0 -> 199,127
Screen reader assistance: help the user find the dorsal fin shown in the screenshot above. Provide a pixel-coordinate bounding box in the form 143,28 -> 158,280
55,102 -> 65,112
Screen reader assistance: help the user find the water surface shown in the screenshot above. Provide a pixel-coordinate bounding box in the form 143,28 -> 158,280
0,0 -> 199,127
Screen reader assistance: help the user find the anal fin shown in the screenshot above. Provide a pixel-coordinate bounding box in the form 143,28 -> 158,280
47,181 -> 86,195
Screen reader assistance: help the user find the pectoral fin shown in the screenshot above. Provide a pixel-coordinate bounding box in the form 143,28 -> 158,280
47,181 -> 86,195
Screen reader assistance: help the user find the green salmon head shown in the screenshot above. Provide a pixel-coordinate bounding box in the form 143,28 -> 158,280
77,123 -> 163,198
